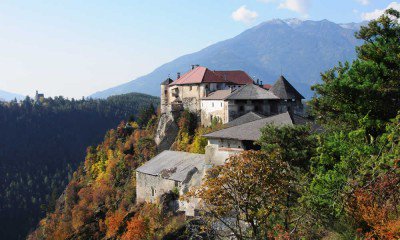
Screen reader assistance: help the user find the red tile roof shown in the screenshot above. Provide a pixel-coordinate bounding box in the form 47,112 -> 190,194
169,66 -> 254,86
262,84 -> 272,90
170,67 -> 225,85
214,70 -> 254,85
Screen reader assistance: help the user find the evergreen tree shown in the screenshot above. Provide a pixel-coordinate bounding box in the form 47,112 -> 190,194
311,9 -> 400,136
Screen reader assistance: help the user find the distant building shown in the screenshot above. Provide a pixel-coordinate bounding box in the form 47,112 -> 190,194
34,90 -> 44,104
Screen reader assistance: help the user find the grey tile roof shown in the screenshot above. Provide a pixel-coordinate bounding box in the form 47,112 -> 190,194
225,111 -> 265,128
270,76 -> 304,100
161,78 -> 173,85
202,90 -> 232,100
225,84 -> 279,100
136,151 -> 205,182
204,112 -> 313,141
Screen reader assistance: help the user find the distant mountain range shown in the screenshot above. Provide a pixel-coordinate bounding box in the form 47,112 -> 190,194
90,19 -> 367,99
0,89 -> 24,101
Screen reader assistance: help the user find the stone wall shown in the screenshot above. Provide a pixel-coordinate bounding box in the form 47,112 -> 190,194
200,100 -> 227,126
136,172 -> 177,203
136,167 -> 204,216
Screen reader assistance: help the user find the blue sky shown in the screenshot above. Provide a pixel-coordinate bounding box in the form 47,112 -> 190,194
0,0 -> 398,98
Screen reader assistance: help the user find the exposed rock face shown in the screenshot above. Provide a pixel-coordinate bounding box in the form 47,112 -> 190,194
155,112 -> 179,151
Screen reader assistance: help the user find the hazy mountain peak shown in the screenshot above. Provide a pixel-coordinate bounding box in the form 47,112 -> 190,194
90,18 -> 363,99
283,18 -> 304,26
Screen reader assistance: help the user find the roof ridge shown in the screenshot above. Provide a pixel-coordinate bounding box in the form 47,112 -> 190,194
223,83 -> 249,99
224,111 -> 267,129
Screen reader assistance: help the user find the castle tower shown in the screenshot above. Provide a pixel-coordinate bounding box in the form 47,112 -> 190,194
160,78 -> 173,114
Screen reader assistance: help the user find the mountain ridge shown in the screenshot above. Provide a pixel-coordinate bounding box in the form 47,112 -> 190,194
90,18 -> 365,99
0,89 -> 24,101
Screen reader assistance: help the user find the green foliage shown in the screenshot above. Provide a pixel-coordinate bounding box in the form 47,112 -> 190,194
189,128 -> 209,154
137,103 -> 156,128
311,9 -> 400,136
175,110 -> 198,152
258,124 -> 316,170
174,110 -> 224,154
305,9 -> 400,238
0,93 -> 158,239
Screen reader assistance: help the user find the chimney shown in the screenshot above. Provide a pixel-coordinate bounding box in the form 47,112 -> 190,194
191,65 -> 195,70
256,79 -> 259,85
177,72 -> 181,79
260,80 -> 263,86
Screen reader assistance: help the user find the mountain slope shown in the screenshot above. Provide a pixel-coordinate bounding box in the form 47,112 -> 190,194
90,19 -> 364,99
0,89 -> 24,101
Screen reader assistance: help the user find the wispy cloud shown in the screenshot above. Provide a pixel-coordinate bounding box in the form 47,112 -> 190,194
278,0 -> 312,15
231,5 -> 259,24
361,2 -> 400,20
355,0 -> 370,5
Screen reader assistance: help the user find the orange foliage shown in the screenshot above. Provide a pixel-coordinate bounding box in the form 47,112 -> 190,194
71,187 -> 93,230
106,210 -> 126,237
350,169 -> 400,239
121,216 -> 149,240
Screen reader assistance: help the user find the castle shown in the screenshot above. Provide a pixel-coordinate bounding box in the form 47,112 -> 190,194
160,65 -> 304,126
34,90 -> 45,104
138,66 -> 311,216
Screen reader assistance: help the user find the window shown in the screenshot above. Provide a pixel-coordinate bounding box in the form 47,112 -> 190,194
239,106 -> 244,112
220,102 -> 222,107
175,181 -> 179,187
151,187 -> 155,197
212,102 -> 214,107
190,86 -> 192,91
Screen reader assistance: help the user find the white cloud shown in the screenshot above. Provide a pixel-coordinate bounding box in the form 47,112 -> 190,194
361,2 -> 400,20
231,5 -> 259,24
278,0 -> 312,15
356,0 -> 370,5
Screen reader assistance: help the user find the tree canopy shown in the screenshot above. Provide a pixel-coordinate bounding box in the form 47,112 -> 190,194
311,9 -> 400,136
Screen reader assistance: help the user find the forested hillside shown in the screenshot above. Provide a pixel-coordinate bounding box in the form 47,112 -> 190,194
28,104 -> 225,240
0,93 -> 158,240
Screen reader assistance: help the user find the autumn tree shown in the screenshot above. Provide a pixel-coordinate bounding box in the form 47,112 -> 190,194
122,216 -> 149,240
349,168 -> 400,239
191,151 -> 296,239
